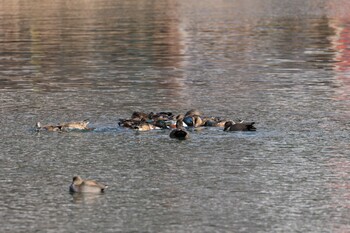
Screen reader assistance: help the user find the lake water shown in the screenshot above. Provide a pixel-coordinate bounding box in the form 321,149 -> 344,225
1,0 -> 350,232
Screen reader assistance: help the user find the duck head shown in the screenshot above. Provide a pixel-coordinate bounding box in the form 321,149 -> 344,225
176,119 -> 185,129
223,121 -> 233,131
185,109 -> 201,117
72,176 -> 84,185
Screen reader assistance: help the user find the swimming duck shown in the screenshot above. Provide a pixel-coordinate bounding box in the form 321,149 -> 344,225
149,111 -> 174,122
183,115 -> 203,127
169,120 -> 190,140
131,111 -> 149,121
69,176 -> 108,193
35,120 -> 93,132
119,111 -> 174,130
203,117 -> 227,127
182,109 -> 202,126
133,122 -> 158,131
193,115 -> 204,127
60,119 -> 93,131
35,122 -> 61,132
176,114 -> 185,120
153,120 -> 169,129
118,118 -> 142,128
223,121 -> 256,131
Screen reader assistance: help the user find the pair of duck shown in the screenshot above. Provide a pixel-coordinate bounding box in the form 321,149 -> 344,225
35,119 -> 93,132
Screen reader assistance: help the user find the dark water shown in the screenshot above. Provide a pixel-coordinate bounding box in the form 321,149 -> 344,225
1,0 -> 350,232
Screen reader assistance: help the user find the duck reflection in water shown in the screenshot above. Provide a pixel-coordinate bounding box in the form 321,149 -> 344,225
70,192 -> 106,204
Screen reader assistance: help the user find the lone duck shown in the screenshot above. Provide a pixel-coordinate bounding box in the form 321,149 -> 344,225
170,120 -> 190,140
223,121 -> 256,131
69,176 -> 108,193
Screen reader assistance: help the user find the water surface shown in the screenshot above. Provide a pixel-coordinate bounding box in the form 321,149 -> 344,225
1,0 -> 350,232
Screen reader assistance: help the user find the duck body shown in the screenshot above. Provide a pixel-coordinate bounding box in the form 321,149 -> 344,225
169,120 -> 190,140
223,121 -> 256,131
185,109 -> 203,128
118,118 -> 141,128
119,111 -> 173,131
35,120 -> 93,132
193,115 -> 203,127
61,120 -> 93,131
149,111 -> 174,121
183,116 -> 194,126
69,176 -> 108,193
170,129 -> 189,140
203,117 -> 227,127
134,122 -> 159,131
131,111 -> 149,121
35,122 -> 61,132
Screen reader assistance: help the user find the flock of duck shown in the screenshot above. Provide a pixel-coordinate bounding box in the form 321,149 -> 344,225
35,109 -> 256,193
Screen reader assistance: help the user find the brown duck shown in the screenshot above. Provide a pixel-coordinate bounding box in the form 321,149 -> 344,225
69,176 -> 108,193
223,121 -> 256,131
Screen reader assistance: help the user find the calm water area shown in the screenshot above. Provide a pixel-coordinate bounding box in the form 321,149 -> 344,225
1,0 -> 350,232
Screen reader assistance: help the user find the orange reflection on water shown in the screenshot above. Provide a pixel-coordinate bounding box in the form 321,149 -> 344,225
328,1 -> 350,101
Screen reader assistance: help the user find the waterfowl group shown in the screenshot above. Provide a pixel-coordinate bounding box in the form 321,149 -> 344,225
34,109 -> 256,194
118,111 -> 173,130
35,109 -> 256,141
117,109 -> 256,140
